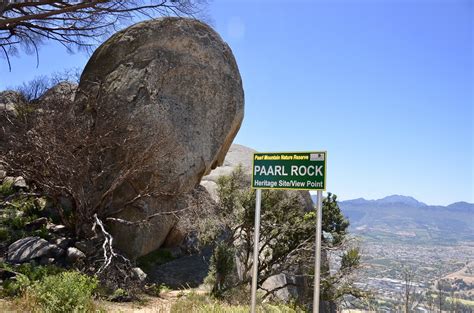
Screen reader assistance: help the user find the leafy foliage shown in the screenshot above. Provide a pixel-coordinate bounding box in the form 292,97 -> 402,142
25,271 -> 98,313
0,262 -> 63,297
0,180 -> 14,197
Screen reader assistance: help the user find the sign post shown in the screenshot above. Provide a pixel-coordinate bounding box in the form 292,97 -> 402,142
313,189 -> 323,313
250,188 -> 261,313
251,151 -> 326,313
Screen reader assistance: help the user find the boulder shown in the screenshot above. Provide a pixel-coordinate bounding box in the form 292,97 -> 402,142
262,274 -> 299,302
7,237 -> 64,263
132,267 -> 147,282
74,17 -> 243,258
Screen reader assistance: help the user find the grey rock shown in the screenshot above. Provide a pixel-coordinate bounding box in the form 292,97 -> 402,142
66,247 -> 86,263
74,17 -> 244,259
7,237 -> 64,263
46,224 -> 67,235
262,274 -> 298,303
0,169 -> 6,180
13,176 -> 27,188
132,267 -> 147,282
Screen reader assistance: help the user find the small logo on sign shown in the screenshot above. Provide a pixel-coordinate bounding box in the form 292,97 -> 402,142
310,153 -> 324,161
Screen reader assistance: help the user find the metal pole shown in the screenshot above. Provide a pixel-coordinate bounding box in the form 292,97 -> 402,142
313,190 -> 323,313
250,188 -> 262,313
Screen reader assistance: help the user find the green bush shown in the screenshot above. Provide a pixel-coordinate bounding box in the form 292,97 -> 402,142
205,242 -> 235,297
0,180 -> 15,197
26,271 -> 98,312
0,263 -> 63,297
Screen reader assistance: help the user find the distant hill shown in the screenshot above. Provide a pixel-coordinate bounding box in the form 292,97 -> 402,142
312,195 -> 474,244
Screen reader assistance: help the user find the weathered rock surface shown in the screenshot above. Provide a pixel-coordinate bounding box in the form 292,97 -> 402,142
7,236 -> 64,263
74,17 -> 244,258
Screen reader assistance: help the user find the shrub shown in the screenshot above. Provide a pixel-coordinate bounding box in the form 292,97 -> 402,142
25,271 -> 98,312
0,180 -> 15,197
0,263 -> 63,297
205,242 -> 235,297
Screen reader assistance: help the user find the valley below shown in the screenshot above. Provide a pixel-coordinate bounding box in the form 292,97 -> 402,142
334,195 -> 474,311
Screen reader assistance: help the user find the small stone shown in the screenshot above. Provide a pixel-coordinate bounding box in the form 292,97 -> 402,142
132,267 -> 147,282
0,169 -> 6,180
46,224 -> 67,235
66,247 -> 86,263
12,176 -> 27,188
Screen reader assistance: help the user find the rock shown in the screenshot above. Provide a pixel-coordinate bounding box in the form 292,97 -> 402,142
262,274 -> 298,303
13,176 -> 26,188
132,267 -> 147,282
46,224 -> 67,235
66,247 -> 86,263
24,217 -> 48,231
39,82 -> 77,103
74,17 -> 244,258
7,237 -> 64,263
0,169 -> 5,180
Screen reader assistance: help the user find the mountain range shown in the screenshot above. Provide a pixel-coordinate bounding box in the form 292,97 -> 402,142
312,195 -> 474,244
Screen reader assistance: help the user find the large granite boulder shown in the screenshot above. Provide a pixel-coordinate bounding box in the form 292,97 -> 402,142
74,17 -> 244,258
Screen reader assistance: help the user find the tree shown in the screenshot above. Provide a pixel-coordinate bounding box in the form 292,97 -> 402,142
0,0 -> 207,70
400,266 -> 424,313
201,166 -> 362,308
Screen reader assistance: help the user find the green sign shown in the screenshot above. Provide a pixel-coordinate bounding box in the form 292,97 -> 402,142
251,151 -> 326,190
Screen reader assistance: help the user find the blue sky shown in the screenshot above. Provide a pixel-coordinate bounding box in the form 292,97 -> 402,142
0,0 -> 472,205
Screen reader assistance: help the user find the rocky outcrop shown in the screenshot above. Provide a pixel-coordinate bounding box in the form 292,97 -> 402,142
73,17 -> 244,258
7,236 -> 64,264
